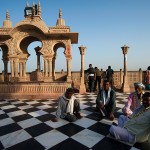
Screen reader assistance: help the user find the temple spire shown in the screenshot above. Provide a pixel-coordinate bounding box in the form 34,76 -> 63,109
32,2 -> 35,15
6,9 -> 10,20
56,8 -> 65,26
59,8 -> 62,18
3,9 -> 12,28
38,1 -> 41,16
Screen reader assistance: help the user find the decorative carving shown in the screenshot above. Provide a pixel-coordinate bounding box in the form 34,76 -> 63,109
41,40 -> 54,55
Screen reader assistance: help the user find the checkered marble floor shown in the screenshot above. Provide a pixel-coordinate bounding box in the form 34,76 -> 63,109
0,92 -> 149,150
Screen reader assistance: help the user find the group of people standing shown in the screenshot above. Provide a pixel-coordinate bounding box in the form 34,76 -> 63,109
85,64 -> 114,92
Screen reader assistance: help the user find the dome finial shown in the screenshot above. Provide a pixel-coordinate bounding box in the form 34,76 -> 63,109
3,9 -> 12,28
59,8 -> 62,18
6,9 -> 10,20
56,8 -> 65,26
38,1 -> 41,16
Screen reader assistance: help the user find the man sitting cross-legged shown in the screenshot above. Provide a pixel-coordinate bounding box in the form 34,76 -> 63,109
96,80 -> 116,120
54,88 -> 82,122
109,92 -> 150,145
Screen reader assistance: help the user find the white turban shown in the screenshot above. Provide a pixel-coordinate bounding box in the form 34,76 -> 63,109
134,82 -> 145,89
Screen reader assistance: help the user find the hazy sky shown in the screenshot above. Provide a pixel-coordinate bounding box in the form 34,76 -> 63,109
0,0 -> 150,72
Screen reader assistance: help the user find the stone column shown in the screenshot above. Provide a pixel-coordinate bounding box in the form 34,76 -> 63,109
23,61 -> 26,78
19,62 -> 23,77
37,53 -> 41,71
48,58 -> 53,81
121,45 -> 130,93
10,59 -> 14,78
66,57 -> 72,82
139,68 -> 142,83
78,45 -> 86,94
4,60 -> 8,81
14,59 -> 19,78
52,55 -> 56,80
44,59 -> 48,77
35,46 -> 41,71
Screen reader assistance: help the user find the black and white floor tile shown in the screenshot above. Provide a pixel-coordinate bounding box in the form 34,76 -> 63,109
0,92 -> 149,150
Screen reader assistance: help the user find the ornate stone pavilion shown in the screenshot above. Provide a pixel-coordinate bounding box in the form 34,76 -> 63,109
0,2 -> 87,99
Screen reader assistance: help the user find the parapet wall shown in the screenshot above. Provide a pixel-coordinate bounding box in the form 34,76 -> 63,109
0,69 -> 147,99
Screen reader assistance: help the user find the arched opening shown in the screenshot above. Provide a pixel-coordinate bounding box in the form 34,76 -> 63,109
53,43 -> 67,81
19,36 -> 42,72
55,47 -> 66,72
26,41 -> 42,72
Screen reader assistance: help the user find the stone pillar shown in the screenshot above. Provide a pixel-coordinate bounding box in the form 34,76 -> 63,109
139,68 -> 142,83
52,55 -> 56,80
10,59 -> 14,77
14,59 -> 19,78
120,69 -> 123,85
23,61 -> 26,77
78,45 -> 86,94
35,46 -> 41,71
19,62 -> 23,77
121,45 -> 130,93
66,58 -> 72,82
44,59 -> 48,77
37,53 -> 41,71
4,60 -> 8,81
48,58 -> 53,81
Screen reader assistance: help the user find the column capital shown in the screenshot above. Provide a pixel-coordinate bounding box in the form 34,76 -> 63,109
35,46 -> 42,55
78,45 -> 86,55
121,45 -> 129,55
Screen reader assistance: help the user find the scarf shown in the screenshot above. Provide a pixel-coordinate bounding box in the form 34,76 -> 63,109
63,95 -> 75,114
101,87 -> 111,105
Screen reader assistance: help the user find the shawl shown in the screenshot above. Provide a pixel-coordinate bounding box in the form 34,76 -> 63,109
101,87 -> 111,105
63,95 -> 75,114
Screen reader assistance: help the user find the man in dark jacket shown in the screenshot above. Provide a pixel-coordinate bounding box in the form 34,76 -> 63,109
106,66 -> 114,87
85,64 -> 95,92
96,80 -> 116,120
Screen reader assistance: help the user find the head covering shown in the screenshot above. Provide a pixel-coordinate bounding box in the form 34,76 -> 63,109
134,82 -> 145,89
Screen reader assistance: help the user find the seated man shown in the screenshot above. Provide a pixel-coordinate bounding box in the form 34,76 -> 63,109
109,92 -> 150,145
55,88 -> 82,122
122,82 -> 145,116
96,80 -> 116,120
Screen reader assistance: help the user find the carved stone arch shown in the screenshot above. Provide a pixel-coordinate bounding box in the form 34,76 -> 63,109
6,24 -> 46,56
52,39 -> 71,57
9,22 -> 48,36
50,39 -> 72,82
